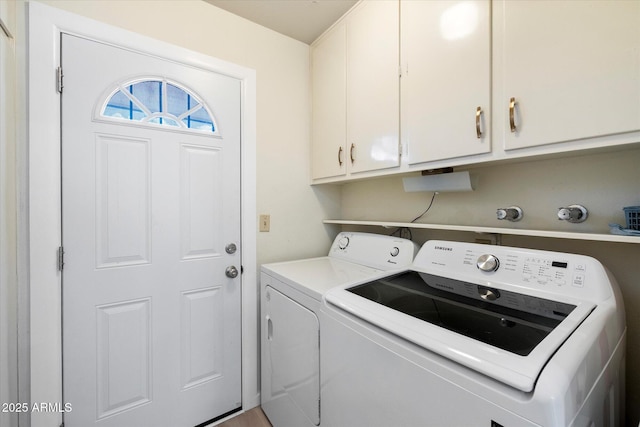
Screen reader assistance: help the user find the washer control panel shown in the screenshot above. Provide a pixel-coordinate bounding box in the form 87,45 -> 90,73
415,240 -> 612,302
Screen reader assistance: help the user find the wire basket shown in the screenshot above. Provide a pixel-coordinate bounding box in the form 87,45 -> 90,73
624,206 -> 640,230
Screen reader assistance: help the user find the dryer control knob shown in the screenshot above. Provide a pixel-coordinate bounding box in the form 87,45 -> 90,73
338,236 -> 350,250
477,254 -> 499,272
390,247 -> 400,257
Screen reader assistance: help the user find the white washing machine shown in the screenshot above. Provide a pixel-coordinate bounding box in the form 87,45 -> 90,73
322,240 -> 626,427
260,232 -> 418,427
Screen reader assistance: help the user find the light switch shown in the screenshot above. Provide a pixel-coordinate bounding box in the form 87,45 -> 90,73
259,214 -> 270,232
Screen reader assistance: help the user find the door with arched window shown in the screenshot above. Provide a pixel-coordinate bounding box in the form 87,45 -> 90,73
61,33 -> 242,426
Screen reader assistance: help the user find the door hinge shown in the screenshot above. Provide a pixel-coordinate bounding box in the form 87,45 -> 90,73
57,246 -> 65,271
56,66 -> 64,93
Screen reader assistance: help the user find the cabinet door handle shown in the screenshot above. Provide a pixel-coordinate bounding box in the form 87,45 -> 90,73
509,97 -> 517,133
476,106 -> 483,139
350,143 -> 355,164
338,146 -> 343,166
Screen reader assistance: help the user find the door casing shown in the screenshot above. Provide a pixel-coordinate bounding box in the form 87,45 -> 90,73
25,3 -> 258,426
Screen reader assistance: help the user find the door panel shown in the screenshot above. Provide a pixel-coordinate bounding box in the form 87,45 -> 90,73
180,286 -> 224,388
180,145 -> 222,259
96,298 -> 152,419
61,33 -> 241,427
95,134 -> 151,267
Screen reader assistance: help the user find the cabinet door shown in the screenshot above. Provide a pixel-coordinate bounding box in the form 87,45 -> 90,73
347,0 -> 400,174
402,0 -> 491,165
311,22 -> 347,180
500,0 -> 640,150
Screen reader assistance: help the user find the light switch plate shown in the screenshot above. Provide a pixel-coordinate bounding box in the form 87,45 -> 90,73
259,214 -> 270,232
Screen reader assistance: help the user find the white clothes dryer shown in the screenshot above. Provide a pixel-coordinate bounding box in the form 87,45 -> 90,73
260,232 -> 418,427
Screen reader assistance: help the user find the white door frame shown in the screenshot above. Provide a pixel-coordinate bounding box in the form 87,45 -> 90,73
25,3 -> 258,426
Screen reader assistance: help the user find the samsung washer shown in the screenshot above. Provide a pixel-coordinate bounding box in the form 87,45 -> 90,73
322,240 -> 626,427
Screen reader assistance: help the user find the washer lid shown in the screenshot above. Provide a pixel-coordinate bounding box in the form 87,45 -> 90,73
325,271 -> 596,392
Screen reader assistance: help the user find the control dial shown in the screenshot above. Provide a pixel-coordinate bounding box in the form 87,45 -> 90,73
477,254 -> 500,272
337,236 -> 350,250
478,286 -> 500,301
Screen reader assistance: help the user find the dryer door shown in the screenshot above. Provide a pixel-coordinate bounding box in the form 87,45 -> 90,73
263,285 -> 320,426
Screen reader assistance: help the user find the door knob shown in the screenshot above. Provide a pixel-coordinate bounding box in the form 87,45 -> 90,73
225,266 -> 239,278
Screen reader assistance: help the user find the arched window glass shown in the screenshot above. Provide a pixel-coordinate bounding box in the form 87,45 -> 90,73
101,79 -> 217,133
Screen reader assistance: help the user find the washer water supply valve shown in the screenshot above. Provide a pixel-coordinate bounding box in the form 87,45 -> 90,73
557,204 -> 588,223
496,206 -> 523,222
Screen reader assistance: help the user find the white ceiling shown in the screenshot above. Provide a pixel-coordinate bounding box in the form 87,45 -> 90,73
204,0 -> 357,45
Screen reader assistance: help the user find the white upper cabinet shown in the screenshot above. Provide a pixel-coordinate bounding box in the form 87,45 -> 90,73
311,1 -> 399,181
311,22 -> 347,180
402,0 -> 491,165
346,0 -> 400,174
498,0 -> 640,151
311,0 -> 640,184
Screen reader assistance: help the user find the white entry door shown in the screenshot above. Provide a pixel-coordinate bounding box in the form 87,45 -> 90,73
61,34 -> 242,427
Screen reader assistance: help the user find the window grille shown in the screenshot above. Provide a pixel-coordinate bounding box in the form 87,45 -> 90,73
102,79 -> 216,133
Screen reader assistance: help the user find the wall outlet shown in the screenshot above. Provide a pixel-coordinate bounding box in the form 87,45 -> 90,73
259,214 -> 270,232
